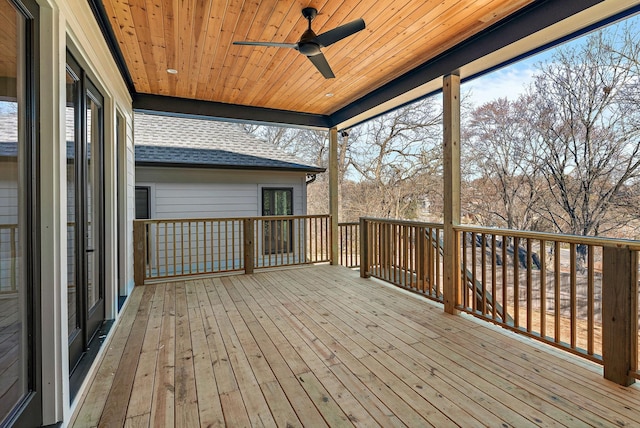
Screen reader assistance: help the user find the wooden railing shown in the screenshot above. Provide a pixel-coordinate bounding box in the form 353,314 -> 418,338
456,225 -> 639,385
458,226 -> 605,360
359,218 -> 444,302
359,217 -> 640,386
338,222 -> 360,268
0,224 -> 18,293
133,215 -> 331,283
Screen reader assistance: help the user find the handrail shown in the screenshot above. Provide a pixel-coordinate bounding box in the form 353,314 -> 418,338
138,214 -> 329,224
361,216 -> 444,229
456,224 -> 640,250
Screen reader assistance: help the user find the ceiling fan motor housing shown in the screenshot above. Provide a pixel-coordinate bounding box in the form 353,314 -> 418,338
298,29 -> 322,56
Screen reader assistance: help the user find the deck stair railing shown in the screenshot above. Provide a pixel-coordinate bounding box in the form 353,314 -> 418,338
359,217 -> 640,386
359,217 -> 445,302
357,218 -> 511,321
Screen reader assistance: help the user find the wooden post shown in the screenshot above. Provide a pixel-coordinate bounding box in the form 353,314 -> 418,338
329,127 -> 339,265
443,74 -> 461,314
416,227 -> 424,289
243,218 -> 255,274
133,220 -> 146,286
360,217 -> 369,278
602,246 -> 637,386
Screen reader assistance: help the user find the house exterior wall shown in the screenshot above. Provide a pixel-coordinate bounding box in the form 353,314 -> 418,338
135,166 -> 308,219
35,0 -> 134,425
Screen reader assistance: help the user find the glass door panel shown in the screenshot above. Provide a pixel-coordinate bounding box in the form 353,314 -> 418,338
67,53 -> 105,379
85,87 -> 104,337
66,70 -> 79,343
0,0 -> 40,425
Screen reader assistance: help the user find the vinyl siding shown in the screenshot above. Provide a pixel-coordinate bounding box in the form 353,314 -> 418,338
136,166 -> 307,219
124,114 -> 135,294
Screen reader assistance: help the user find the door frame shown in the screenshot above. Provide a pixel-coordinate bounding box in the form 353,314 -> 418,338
2,0 -> 42,426
66,51 -> 106,388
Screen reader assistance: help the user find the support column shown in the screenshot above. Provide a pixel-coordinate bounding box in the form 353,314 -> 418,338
602,246 -> 637,386
443,74 -> 461,314
329,127 -> 339,265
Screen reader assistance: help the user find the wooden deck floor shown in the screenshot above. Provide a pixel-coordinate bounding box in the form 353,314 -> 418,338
71,265 -> 640,427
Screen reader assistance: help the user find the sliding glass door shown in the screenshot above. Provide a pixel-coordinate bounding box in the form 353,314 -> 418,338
0,0 -> 41,426
66,53 -> 105,385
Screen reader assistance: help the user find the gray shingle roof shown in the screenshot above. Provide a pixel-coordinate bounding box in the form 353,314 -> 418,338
134,113 -> 325,173
0,109 -> 91,159
0,111 -> 324,173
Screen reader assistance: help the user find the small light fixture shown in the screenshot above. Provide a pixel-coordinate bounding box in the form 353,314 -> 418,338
325,93 -> 334,97
167,68 -> 178,74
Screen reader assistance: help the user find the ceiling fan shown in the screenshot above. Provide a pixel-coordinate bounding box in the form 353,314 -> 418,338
233,7 -> 365,79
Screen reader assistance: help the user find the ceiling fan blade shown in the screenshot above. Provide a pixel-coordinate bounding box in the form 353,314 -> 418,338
316,18 -> 365,47
307,53 -> 335,79
233,41 -> 298,49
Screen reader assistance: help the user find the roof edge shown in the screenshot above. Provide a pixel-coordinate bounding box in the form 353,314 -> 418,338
329,0 -> 616,129
135,160 -> 326,174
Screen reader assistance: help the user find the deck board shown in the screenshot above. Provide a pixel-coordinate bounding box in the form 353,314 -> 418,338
72,265 -> 640,427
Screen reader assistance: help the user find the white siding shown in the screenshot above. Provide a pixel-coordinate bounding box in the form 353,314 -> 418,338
124,114 -> 135,295
136,166 -> 307,219
37,0 -> 135,425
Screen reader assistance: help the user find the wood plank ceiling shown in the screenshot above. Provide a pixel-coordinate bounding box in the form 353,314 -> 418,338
102,0 -> 534,117
0,1 -> 17,81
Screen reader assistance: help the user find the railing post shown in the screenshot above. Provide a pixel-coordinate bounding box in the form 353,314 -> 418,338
133,220 -> 146,286
329,127 -> 339,265
443,73 -> 461,314
602,246 -> 637,386
244,218 -> 255,274
360,218 -> 369,278
416,226 -> 424,289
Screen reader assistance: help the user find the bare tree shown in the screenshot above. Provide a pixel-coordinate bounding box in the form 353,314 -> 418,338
345,98 -> 443,219
242,124 -> 328,167
463,96 -> 544,230
462,24 -> 640,240
528,28 -> 640,237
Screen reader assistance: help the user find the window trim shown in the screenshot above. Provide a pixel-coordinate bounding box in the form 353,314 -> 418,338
134,186 -> 151,220
261,188 -> 294,255
261,187 -> 293,216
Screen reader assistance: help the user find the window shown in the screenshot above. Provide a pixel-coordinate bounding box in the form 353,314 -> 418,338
262,188 -> 293,216
262,188 -> 293,254
135,187 -> 150,219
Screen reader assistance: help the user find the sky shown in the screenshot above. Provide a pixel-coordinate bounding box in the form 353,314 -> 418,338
462,12 -> 640,107
463,61 -> 539,106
